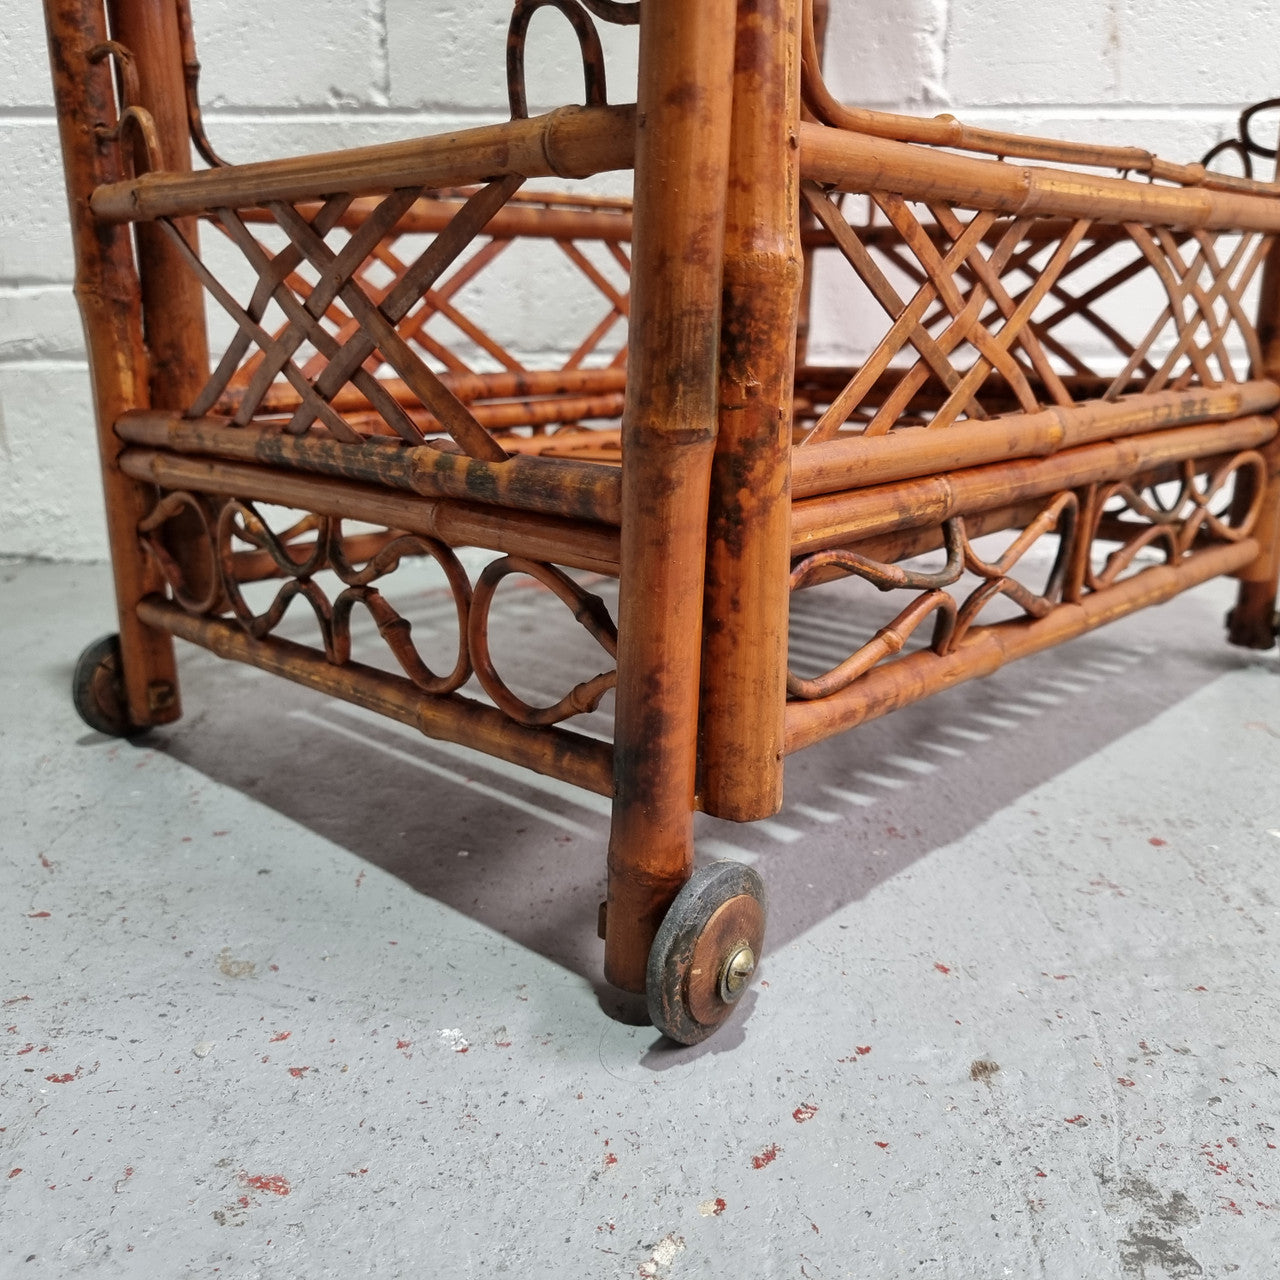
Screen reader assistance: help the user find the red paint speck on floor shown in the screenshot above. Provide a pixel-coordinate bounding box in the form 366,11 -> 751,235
269,1031 -> 290,1043
237,1195 -> 249,1208
934,963 -> 951,975
16,1045 -> 33,1055
7,1169 -> 20,1179
1148,837 -> 1167,847
856,1045 -> 871,1055
793,1103 -> 819,1124
287,1067 -> 310,1079
874,1141 -> 890,1150
1035,1170 -> 1048,1178
1064,1115 -> 1085,1125
39,854 -> 53,869
396,1039 -> 411,1050
751,1145 -> 780,1170
711,1198 -> 727,1215
3,996 -> 31,1006
1194,985 -> 1208,991
27,911 -> 51,919
603,1152 -> 618,1168
45,1072 -> 76,1084
240,1173 -> 291,1196
1117,1078 -> 1136,1087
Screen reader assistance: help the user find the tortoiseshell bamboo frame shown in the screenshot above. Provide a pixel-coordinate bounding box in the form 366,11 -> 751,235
45,0 -> 1280,1007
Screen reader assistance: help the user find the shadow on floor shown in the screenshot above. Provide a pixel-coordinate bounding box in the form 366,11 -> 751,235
141,575 -> 1266,1014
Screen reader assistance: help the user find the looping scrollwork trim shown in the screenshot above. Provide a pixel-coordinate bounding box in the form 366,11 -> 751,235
214,500 -> 473,696
789,518 -> 965,594
469,556 -> 618,725
1202,98 -> 1280,178
507,0 -> 611,120
137,490 -> 221,615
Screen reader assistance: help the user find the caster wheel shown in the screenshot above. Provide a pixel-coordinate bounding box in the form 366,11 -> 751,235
647,861 -> 766,1045
72,634 -> 140,738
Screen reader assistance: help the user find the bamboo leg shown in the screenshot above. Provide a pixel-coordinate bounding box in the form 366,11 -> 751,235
1229,237 -> 1280,649
44,0 -> 180,727
105,0 -> 217,607
699,0 -> 802,821
603,0 -> 737,994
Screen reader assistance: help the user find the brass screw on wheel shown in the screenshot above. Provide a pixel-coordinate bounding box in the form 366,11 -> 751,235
646,861 -> 767,1045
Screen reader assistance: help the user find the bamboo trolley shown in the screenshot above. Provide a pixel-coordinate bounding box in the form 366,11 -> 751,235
46,0 -> 1280,1043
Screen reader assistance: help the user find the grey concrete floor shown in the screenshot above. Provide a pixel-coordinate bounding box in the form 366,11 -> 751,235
2,555 -> 1279,1279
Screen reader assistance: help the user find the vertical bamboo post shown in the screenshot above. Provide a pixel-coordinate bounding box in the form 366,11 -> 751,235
105,0 -> 216,603
698,0 -> 802,821
44,0 -> 180,727
1228,230 -> 1280,649
603,0 -> 737,993
794,0 -> 828,368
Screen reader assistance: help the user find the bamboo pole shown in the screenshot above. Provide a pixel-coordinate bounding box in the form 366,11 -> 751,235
105,0 -> 215,604
116,412 -> 624,523
91,105 -> 637,224
785,538 -> 1258,754
790,381 -> 1280,499
791,415 -> 1278,553
137,598 -> 614,795
699,0 -> 802,823
117,450 -> 621,574
235,368 -> 628,418
241,197 -> 634,243
798,0 -> 1280,200
43,0 -> 180,728
800,122 -> 1280,233
603,0 -> 737,995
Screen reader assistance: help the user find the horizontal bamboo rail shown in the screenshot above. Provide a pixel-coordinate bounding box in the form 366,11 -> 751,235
784,536 -> 1258,754
118,448 -> 621,573
791,415 -> 1278,551
238,368 -> 629,417
240,197 -> 634,243
791,381 -> 1280,498
116,413 -> 623,524
801,122 -> 1280,233
334,393 -> 627,439
91,104 -> 637,224
138,596 -> 613,796
799,0 -> 1280,199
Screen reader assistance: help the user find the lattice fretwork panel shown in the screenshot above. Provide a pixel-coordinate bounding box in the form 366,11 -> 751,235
800,181 -> 1272,443
169,180 -> 632,459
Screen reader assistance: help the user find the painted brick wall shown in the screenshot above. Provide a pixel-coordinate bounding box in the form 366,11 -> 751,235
1,0 -> 1274,559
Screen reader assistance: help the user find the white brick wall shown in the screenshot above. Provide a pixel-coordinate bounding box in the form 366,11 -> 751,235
1,0 -> 1273,560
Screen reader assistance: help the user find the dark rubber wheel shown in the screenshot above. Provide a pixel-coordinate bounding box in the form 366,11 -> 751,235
72,634 -> 140,737
646,860 -> 767,1045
